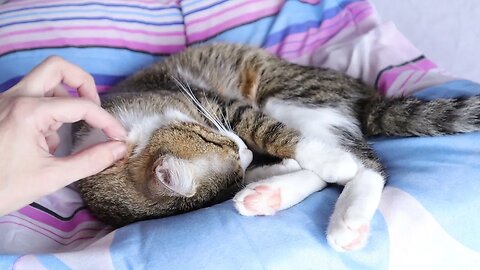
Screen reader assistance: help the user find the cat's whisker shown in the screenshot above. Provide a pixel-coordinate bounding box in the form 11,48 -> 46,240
208,93 -> 232,132
171,74 -> 229,133
221,106 -> 233,131
200,89 -> 227,132
175,78 -> 220,129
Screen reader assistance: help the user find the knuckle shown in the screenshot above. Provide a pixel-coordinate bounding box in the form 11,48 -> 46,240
89,149 -> 114,173
84,73 -> 95,84
8,97 -> 37,119
77,96 -> 91,103
44,55 -> 64,66
76,97 -> 96,109
39,165 -> 65,192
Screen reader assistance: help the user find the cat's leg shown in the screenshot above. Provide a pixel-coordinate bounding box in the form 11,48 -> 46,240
223,100 -> 330,215
324,130 -> 385,252
234,166 -> 327,216
226,98 -> 383,248
263,99 -> 385,251
263,99 -> 360,183
244,159 -> 302,184
224,99 -> 356,182
224,100 -> 301,159
326,166 -> 384,251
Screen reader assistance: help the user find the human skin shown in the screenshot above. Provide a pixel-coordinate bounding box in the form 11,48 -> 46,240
0,56 -> 127,216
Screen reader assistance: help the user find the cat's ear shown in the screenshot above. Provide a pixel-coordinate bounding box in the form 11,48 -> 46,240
154,156 -> 196,197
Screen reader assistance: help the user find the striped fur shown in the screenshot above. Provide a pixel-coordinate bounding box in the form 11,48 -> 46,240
362,96 -> 480,136
75,43 -> 480,250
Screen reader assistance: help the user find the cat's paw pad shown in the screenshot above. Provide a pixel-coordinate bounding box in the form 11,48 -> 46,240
327,224 -> 369,252
233,184 -> 281,216
326,208 -> 371,251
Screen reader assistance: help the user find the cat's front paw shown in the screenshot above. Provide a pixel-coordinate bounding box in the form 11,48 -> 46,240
244,159 -> 301,184
233,184 -> 281,216
326,206 -> 371,252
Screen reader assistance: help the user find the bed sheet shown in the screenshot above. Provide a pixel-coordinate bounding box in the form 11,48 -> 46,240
0,0 -> 479,269
369,0 -> 480,83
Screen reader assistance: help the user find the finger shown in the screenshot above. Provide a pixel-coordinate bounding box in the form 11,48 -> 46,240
45,132 -> 61,154
36,97 -> 127,140
22,56 -> 100,104
47,141 -> 127,186
46,83 -> 71,98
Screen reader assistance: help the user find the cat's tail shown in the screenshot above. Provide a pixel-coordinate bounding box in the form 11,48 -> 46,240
361,96 -> 480,136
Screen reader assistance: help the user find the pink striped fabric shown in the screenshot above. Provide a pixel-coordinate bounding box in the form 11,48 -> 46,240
0,26 -> 184,40
300,0 -> 322,3
184,0 -> 283,43
17,206 -> 97,232
0,0 -> 186,56
0,0 -> 175,12
0,38 -> 186,56
0,207 -> 110,249
0,220 -> 98,246
267,1 -> 373,58
378,58 -> 438,93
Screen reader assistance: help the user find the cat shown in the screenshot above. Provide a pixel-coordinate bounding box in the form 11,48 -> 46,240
73,43 -> 480,252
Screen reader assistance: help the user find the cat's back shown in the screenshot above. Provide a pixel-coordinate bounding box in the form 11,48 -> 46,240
163,43 -> 375,104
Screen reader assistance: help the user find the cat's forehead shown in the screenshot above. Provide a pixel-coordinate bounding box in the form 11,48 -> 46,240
148,122 -> 240,159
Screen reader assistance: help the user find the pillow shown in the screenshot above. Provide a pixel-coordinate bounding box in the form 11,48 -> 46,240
2,0 -> 479,269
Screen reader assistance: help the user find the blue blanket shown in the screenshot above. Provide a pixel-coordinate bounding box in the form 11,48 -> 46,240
1,0 -> 479,269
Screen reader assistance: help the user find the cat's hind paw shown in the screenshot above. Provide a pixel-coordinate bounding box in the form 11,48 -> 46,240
326,208 -> 371,252
233,184 -> 281,216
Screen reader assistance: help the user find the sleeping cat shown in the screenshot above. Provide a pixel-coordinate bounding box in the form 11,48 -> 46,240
73,43 -> 480,252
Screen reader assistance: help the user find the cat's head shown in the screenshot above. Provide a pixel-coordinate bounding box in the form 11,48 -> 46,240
77,120 -> 253,227
132,121 -> 252,201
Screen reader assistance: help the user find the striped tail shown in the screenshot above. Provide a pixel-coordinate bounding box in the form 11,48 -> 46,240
361,96 -> 480,136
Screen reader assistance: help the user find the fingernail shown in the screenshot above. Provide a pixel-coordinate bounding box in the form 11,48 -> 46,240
115,129 -> 128,141
111,130 -> 128,141
111,136 -> 126,142
112,142 -> 128,160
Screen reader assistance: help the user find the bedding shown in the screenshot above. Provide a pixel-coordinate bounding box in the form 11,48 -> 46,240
370,0 -> 480,84
0,0 -> 479,269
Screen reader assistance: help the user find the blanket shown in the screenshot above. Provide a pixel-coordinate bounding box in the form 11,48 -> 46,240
1,1 -> 478,269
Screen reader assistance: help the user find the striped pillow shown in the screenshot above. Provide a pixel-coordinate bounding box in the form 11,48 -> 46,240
0,0 -> 379,93
0,0 -> 285,94
0,0 -> 187,94
0,0 -> 446,97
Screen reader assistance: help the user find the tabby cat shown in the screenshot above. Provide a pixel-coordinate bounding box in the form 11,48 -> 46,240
73,43 -> 480,252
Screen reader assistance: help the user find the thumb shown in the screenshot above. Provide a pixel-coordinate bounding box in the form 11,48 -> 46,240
49,141 -> 127,186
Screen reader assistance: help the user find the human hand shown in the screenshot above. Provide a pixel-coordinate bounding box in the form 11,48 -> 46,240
2,56 -> 101,103
0,57 -> 127,216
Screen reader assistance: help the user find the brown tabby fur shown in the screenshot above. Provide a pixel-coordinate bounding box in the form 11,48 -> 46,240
75,43 -> 480,227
